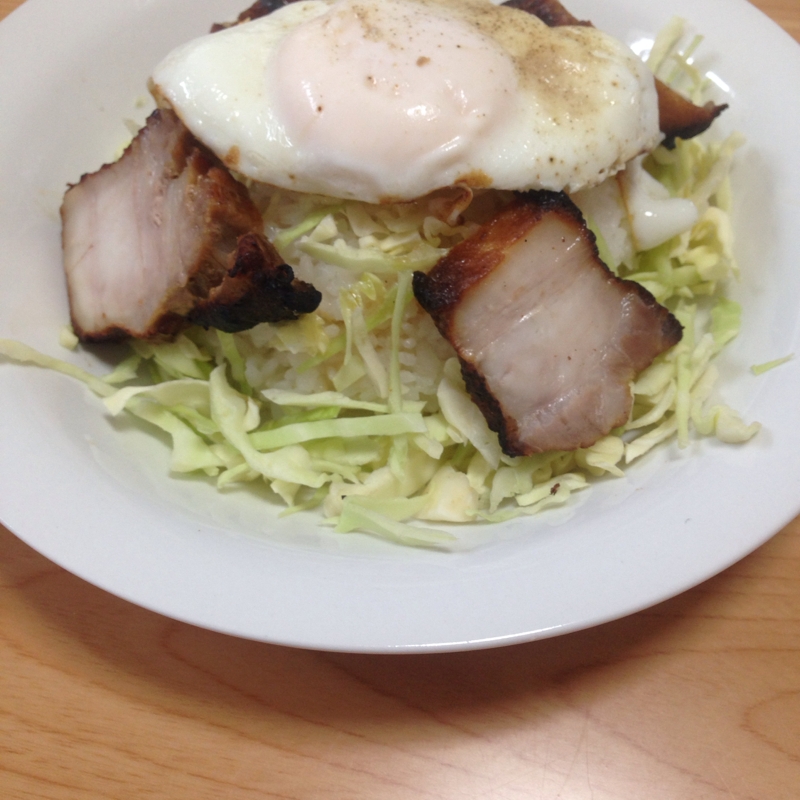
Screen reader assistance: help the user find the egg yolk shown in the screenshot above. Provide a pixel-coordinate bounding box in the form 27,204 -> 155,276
272,0 -> 518,200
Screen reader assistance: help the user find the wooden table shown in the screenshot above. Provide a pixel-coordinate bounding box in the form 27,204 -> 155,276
2,1 -> 799,797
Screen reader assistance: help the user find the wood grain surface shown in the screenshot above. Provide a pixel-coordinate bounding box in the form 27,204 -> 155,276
2,1 -> 800,798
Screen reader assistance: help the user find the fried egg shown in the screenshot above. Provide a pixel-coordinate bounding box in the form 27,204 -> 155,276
151,0 -> 661,203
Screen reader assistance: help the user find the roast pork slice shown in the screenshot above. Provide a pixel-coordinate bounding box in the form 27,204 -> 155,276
413,191 -> 683,456
61,109 -> 320,343
503,0 -> 727,147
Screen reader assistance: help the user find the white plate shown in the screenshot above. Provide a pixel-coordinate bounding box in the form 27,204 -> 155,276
1,0 -> 799,653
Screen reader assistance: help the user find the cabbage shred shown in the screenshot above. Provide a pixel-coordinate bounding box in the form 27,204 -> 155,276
0,19 -> 759,548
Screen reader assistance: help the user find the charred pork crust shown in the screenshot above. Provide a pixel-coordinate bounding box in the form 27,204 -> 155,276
61,109 -> 320,343
413,191 -> 683,455
210,0 -> 301,32
502,0 -> 727,147
187,233 -> 322,332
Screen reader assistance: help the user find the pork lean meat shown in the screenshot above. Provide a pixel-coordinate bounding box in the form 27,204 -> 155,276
413,191 -> 683,455
61,108 -> 320,342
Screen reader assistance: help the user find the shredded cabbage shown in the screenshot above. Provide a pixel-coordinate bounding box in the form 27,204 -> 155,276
0,18 -> 762,549
751,355 -> 793,376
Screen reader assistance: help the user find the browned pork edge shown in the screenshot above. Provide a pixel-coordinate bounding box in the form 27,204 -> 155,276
413,191 -> 683,455
503,0 -> 727,147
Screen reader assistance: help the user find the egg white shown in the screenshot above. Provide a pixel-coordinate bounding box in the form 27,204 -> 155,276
151,0 -> 661,203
